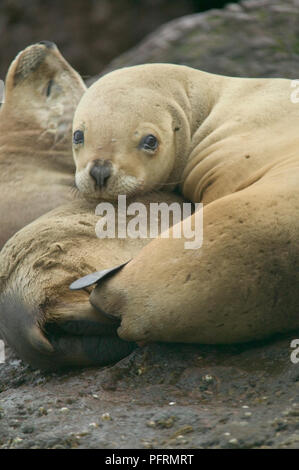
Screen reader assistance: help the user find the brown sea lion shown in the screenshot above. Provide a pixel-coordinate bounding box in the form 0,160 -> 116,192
0,41 -> 86,248
0,193 -> 186,369
72,64 -> 299,344
0,48 -> 188,370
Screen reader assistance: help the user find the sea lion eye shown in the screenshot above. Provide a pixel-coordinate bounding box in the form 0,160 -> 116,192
73,130 -> 84,145
141,134 -> 158,151
46,79 -> 53,97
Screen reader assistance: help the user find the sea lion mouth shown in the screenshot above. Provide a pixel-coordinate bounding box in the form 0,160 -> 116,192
12,42 -> 55,86
75,166 -> 144,200
38,40 -> 56,49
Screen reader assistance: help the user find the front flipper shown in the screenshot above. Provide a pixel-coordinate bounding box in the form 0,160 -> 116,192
48,333 -> 136,369
0,293 -> 135,370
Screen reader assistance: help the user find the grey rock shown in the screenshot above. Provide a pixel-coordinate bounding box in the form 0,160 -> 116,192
90,0 -> 299,85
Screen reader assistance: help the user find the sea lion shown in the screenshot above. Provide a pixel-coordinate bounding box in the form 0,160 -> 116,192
0,47 -> 188,370
0,41 -> 86,248
72,64 -> 299,343
0,192 -> 186,369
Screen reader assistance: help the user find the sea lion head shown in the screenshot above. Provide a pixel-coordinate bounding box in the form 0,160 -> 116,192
1,41 -> 86,151
0,42 -> 87,248
73,64 -> 192,200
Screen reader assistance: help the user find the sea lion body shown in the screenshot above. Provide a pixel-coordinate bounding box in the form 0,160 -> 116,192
0,193 -> 186,369
0,42 -> 86,248
73,64 -> 299,343
0,46 -> 189,369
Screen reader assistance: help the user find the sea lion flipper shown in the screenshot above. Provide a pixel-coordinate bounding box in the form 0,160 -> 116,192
49,334 -> 136,368
69,260 -> 131,290
29,324 -> 54,354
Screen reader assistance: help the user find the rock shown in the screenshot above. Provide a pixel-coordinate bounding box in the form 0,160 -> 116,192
1,334 -> 299,448
0,0 -> 198,80
94,0 -> 299,84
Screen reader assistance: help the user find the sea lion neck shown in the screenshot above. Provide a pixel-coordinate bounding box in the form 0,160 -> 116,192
181,74 -> 299,204
183,67 -> 226,136
161,66 -> 225,194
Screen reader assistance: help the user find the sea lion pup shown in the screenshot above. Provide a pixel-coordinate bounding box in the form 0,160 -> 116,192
72,64 -> 299,343
0,41 -> 86,248
0,192 -> 186,370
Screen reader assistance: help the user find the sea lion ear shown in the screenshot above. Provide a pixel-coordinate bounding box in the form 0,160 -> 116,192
69,261 -> 130,290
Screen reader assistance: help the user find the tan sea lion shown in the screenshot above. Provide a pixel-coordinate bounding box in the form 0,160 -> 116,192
72,64 -> 299,344
0,192 -> 186,369
0,41 -> 86,248
0,47 -> 188,370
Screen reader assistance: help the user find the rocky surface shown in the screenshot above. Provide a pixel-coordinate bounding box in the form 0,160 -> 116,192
2,334 -> 299,448
2,0 -> 299,450
95,0 -> 299,82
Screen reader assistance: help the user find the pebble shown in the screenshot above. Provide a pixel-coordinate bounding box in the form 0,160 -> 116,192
37,407 -> 47,416
22,425 -> 34,434
89,422 -> 98,428
229,438 -> 238,445
60,407 -> 69,413
142,440 -> 153,449
202,375 -> 214,383
170,425 -> 193,439
146,420 -> 156,428
12,437 -> 23,445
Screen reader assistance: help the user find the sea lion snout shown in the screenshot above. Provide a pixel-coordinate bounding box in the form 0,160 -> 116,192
89,159 -> 111,188
38,40 -> 56,49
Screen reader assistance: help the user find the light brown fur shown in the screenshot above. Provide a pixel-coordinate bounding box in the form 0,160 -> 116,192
0,42 -> 86,248
0,46 -> 188,369
77,64 -> 299,344
0,192 -> 185,369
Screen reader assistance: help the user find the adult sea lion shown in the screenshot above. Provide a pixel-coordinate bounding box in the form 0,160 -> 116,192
0,41 -> 86,248
0,48 -> 187,370
0,192 -> 186,369
72,64 -> 299,344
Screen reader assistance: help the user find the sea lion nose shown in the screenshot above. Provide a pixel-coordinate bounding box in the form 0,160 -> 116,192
90,160 -> 111,188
